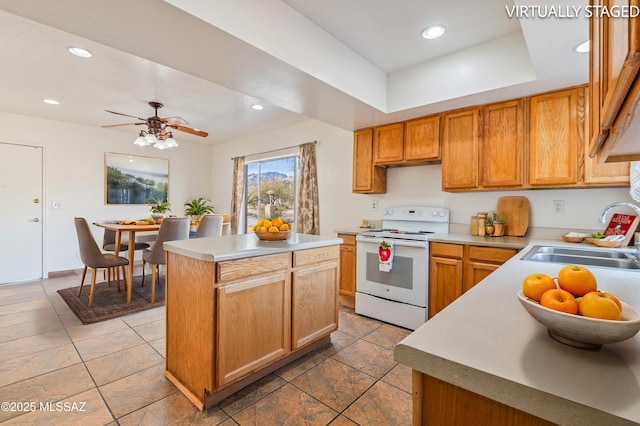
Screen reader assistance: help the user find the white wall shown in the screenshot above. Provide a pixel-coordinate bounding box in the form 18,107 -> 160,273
0,111 -> 213,274
210,119 -> 633,237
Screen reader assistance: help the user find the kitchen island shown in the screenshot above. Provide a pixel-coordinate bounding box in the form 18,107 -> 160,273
163,233 -> 342,410
395,240 -> 640,426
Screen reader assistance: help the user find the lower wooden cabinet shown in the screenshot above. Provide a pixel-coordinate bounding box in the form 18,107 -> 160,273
429,242 -> 518,318
338,233 -> 356,307
217,272 -> 291,386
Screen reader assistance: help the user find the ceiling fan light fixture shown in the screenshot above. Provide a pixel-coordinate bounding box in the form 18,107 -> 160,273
421,25 -> 445,39
165,133 -> 179,148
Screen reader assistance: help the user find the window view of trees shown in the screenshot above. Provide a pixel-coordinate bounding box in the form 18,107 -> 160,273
246,156 -> 298,233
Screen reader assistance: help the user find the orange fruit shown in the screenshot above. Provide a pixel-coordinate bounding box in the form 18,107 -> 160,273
272,218 -> 284,228
557,265 -> 597,297
522,273 -> 557,302
268,226 -> 279,232
262,220 -> 272,229
579,291 -> 622,320
279,223 -> 289,231
540,289 -> 579,315
258,226 -> 267,232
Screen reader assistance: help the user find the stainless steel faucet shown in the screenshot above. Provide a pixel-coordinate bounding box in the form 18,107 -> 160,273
598,202 -> 640,223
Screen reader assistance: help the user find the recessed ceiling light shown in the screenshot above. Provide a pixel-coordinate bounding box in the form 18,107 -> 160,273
42,99 -> 60,105
574,40 -> 590,53
251,104 -> 264,110
67,46 -> 92,58
421,25 -> 445,39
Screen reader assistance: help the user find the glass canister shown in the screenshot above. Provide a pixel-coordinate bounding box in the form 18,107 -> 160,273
470,216 -> 478,235
477,212 -> 487,236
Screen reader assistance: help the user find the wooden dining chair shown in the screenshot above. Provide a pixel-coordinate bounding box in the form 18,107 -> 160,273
196,213 -> 224,238
141,217 -> 189,303
74,217 -> 129,308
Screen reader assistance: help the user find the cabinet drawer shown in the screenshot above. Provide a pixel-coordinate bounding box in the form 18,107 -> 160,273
294,246 -> 339,267
217,253 -> 291,283
338,234 -> 356,245
466,246 -> 518,264
430,242 -> 463,259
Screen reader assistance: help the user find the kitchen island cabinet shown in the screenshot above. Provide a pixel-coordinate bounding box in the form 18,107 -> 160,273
163,233 -> 341,410
398,240 -> 640,425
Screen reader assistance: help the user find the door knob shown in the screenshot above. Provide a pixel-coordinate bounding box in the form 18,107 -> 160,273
33,218 -> 40,222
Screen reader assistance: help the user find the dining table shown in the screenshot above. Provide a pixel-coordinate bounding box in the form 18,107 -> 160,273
93,221 -> 161,303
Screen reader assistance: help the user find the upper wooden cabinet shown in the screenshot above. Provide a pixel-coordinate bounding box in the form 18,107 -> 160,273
589,0 -> 640,162
352,128 -> 386,194
529,88 -> 582,187
481,100 -> 525,188
442,108 -> 481,191
373,116 -> 441,166
374,123 -> 404,164
442,100 -> 524,191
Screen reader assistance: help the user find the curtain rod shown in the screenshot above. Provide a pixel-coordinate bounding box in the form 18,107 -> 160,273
231,140 -> 317,160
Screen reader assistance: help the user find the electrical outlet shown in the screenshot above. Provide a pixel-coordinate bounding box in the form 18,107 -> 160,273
371,200 -> 378,212
553,200 -> 564,214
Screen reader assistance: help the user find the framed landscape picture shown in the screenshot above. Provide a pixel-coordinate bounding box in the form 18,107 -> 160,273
105,152 -> 169,205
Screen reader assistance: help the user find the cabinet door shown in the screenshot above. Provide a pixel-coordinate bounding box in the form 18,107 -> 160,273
529,88 -> 582,186
216,272 -> 291,386
353,129 -> 386,193
374,123 -> 405,164
405,115 -> 441,162
292,261 -> 338,349
428,256 -> 463,318
338,235 -> 356,298
482,100 -> 524,188
463,261 -> 500,293
442,109 -> 480,191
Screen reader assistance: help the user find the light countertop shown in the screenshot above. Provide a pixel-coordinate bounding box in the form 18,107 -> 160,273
164,233 -> 343,262
395,239 -> 640,425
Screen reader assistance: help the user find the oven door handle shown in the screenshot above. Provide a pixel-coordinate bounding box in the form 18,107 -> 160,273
356,236 -> 427,248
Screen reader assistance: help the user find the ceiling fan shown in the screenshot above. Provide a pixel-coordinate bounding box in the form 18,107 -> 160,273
103,101 -> 208,149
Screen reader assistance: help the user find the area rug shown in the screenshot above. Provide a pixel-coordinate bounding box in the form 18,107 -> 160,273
57,275 -> 164,324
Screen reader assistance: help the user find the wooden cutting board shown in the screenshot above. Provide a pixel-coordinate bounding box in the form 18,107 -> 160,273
496,196 -> 530,236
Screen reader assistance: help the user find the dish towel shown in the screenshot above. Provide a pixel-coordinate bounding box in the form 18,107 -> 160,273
630,162 -> 640,203
379,240 -> 394,272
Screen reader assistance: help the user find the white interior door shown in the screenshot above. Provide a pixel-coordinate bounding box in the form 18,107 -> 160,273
0,143 -> 43,284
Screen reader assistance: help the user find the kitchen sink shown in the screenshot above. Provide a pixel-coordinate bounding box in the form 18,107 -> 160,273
521,245 -> 640,270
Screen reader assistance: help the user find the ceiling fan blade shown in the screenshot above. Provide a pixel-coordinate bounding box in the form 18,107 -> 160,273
102,122 -> 146,128
161,116 -> 190,126
168,124 -> 209,137
105,110 -> 147,121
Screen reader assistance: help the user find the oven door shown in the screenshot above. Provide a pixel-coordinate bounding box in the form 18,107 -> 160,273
355,236 -> 428,307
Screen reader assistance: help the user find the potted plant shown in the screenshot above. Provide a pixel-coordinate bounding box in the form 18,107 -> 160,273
146,196 -> 171,223
184,197 -> 215,224
493,214 -> 506,237
485,215 -> 495,236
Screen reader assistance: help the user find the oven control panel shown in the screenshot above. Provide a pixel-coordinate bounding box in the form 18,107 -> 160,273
382,206 -> 449,222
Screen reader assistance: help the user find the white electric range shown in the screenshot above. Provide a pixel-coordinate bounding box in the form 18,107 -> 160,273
355,206 -> 449,330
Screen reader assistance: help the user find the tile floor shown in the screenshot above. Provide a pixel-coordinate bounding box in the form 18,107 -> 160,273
0,270 -> 413,425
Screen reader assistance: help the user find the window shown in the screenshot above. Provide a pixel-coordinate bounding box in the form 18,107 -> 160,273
245,154 -> 299,233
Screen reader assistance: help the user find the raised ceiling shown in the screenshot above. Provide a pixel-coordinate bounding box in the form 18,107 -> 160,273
0,0 -> 588,145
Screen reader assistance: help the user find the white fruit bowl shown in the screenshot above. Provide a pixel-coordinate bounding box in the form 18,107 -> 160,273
517,291 -> 640,349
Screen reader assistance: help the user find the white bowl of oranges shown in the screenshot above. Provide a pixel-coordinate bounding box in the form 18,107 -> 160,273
518,265 -> 640,349
252,218 -> 291,241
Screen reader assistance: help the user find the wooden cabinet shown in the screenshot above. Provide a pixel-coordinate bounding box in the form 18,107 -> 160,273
589,0 -> 640,163
405,115 -> 441,162
442,108 -> 481,190
442,100 -> 524,191
352,128 -> 386,194
373,122 -> 405,164
216,272 -> 291,386
292,247 -> 339,349
529,87 -> 583,187
429,242 -> 517,318
165,245 -> 340,410
338,233 -> 356,307
481,100 -> 525,188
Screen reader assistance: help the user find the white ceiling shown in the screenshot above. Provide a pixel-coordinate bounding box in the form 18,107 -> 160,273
0,0 -> 589,146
